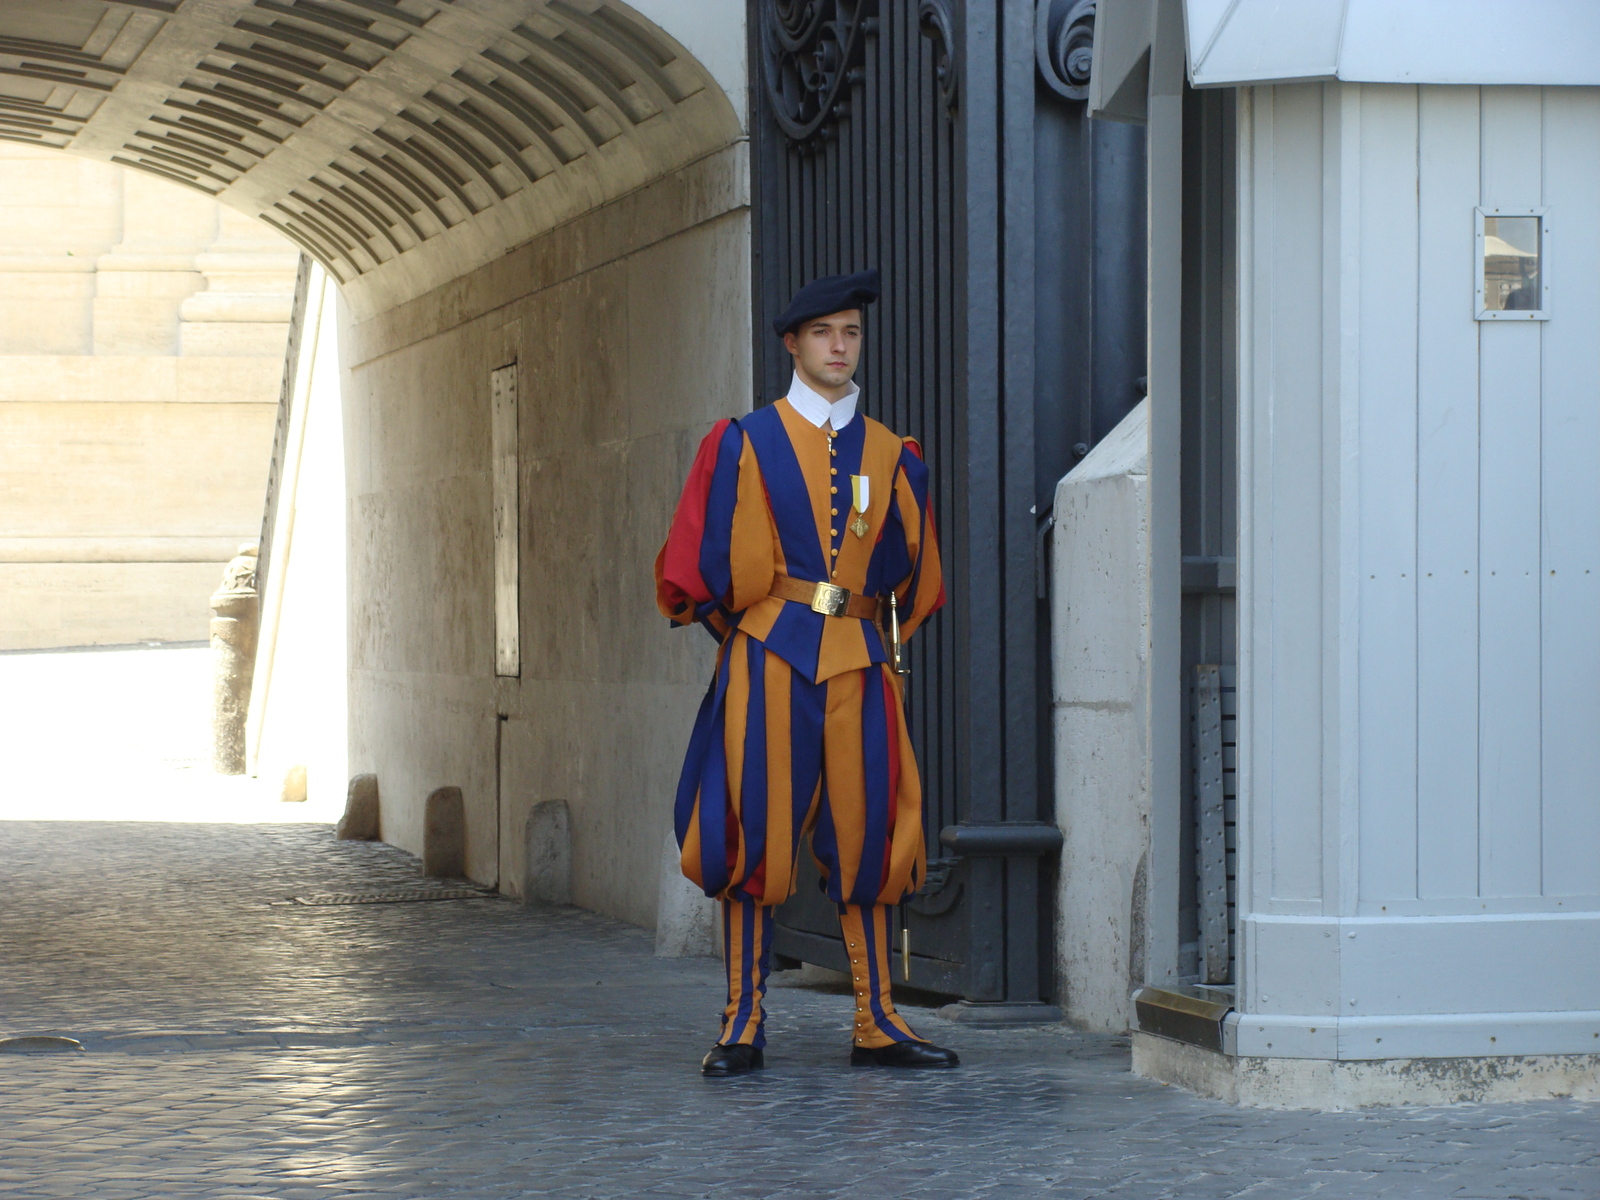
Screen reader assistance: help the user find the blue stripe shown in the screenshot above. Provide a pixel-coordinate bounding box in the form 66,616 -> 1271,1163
699,421 -> 744,603
899,444 -> 930,511
719,897 -> 734,1040
865,466 -> 913,599
753,906 -> 773,1048
761,597 -> 823,682
740,637 -> 768,881
740,405 -> 826,580
673,676 -> 718,848
729,897 -> 758,1043
852,669 -> 891,903
789,669 -> 825,871
899,448 -> 932,609
696,647 -> 735,896
860,904 -> 915,1043
812,777 -> 842,902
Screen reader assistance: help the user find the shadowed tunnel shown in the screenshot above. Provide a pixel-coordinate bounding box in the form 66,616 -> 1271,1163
0,0 -> 752,929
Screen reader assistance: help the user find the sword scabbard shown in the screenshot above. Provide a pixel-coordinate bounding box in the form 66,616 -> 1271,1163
888,591 -> 908,676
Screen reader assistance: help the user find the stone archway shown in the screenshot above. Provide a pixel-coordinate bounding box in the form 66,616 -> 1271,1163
0,0 -> 742,315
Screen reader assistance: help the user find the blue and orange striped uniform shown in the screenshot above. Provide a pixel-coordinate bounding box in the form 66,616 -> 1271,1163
656,397 -> 943,1049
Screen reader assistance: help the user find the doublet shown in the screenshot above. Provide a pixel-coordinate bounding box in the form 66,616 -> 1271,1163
656,398 -> 944,908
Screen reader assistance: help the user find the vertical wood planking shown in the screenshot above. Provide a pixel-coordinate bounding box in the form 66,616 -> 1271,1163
1415,87 -> 1482,898
1266,85 -> 1327,903
1538,90 -> 1600,900
1477,87 -> 1544,898
1356,85 -> 1420,901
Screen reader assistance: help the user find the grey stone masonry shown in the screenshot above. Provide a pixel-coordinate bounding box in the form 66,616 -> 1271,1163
0,820 -> 1596,1199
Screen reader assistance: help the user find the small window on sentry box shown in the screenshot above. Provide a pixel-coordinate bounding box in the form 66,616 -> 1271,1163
1477,208 -> 1548,320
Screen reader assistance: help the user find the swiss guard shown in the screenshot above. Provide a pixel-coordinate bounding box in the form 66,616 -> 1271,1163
656,269 -> 960,1076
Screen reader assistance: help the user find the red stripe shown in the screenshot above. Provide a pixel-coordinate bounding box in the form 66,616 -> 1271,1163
921,500 -> 947,613
659,419 -> 731,613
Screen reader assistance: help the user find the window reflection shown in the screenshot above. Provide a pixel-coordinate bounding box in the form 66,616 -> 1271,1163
1483,215 -> 1541,312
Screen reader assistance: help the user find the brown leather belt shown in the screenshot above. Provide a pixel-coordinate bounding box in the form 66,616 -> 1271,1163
769,575 -> 880,620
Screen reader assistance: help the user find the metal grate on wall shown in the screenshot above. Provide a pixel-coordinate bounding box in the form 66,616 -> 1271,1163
1191,664 -> 1238,985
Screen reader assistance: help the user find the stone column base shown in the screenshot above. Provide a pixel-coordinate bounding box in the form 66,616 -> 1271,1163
1132,1031 -> 1600,1110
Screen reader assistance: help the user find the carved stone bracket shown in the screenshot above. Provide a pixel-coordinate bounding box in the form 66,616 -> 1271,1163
1036,0 -> 1096,101
759,0 -> 876,146
918,0 -> 958,116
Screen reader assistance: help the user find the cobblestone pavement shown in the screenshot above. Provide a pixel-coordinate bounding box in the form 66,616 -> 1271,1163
0,822 -> 1595,1200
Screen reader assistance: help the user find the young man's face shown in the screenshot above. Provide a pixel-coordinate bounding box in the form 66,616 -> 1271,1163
783,309 -> 862,391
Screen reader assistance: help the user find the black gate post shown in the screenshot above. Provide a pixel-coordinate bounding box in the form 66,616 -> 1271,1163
751,0 -> 1143,1021
935,0 -> 1058,1018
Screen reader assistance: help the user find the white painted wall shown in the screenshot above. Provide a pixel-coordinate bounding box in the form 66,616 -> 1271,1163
1236,82 -> 1600,1059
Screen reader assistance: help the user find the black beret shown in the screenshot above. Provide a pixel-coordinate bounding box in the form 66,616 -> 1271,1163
772,268 -> 880,337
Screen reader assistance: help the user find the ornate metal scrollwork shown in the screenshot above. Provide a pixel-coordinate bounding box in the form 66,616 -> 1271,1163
759,0 -> 876,145
1036,0 -> 1096,101
918,0 -> 958,115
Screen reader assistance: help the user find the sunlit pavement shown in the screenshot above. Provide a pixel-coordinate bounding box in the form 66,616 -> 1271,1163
0,649 -> 1595,1199
0,644 -> 341,824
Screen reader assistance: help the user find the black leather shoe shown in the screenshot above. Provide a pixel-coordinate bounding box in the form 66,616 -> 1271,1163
701,1043 -> 764,1076
850,1040 -> 960,1069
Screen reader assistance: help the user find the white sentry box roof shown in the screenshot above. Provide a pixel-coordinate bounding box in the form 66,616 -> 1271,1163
1188,0 -> 1600,87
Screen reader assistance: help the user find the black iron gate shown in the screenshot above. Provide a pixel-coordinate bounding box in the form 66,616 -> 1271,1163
750,0 -> 1145,1014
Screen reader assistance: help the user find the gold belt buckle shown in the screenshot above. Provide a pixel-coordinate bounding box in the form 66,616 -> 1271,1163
810,581 -> 852,617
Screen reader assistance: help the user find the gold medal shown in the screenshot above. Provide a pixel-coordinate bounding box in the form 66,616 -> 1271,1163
850,475 -> 870,537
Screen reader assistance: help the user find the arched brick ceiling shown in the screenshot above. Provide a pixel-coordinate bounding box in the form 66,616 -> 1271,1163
0,0 -> 739,311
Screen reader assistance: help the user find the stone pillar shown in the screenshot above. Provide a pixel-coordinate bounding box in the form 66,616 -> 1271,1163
523,800 -> 571,905
337,774 -> 380,840
210,545 -> 260,775
654,830 -> 719,958
423,786 -> 466,878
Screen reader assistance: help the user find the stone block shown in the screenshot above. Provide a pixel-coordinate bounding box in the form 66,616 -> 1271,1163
523,800 -> 571,905
1131,1032 -> 1600,1110
654,829 -> 718,958
280,764 -> 307,803
337,774 -> 381,840
423,786 -> 466,878
1052,399 -> 1151,1033
0,561 -> 224,650
180,321 -> 291,357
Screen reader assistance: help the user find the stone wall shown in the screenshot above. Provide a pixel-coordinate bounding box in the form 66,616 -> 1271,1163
343,146 -> 749,927
0,143 -> 300,649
